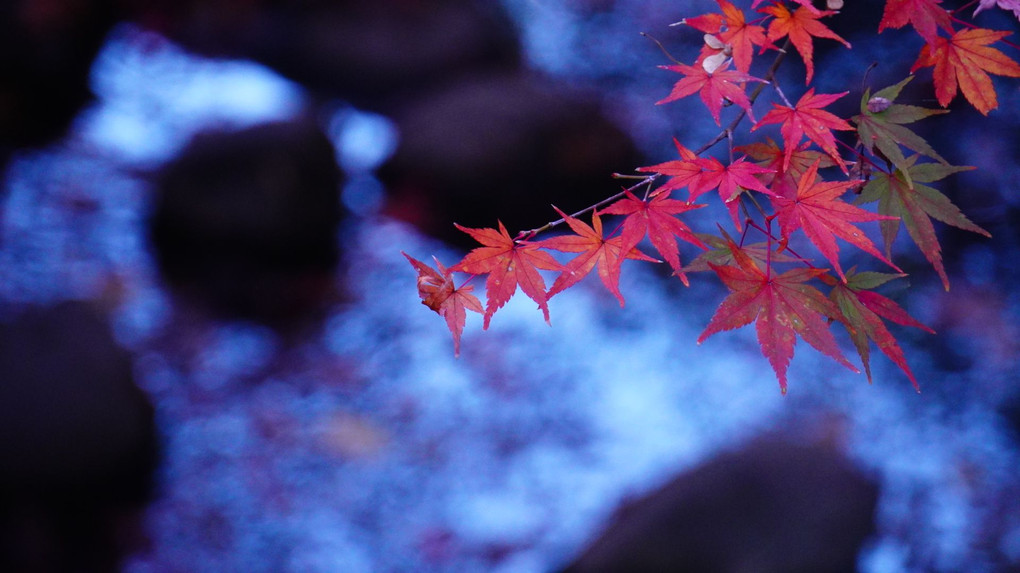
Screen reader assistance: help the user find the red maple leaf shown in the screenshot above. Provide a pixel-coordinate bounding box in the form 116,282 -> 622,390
738,137 -> 835,196
403,252 -> 483,357
698,239 -> 858,393
601,190 -> 707,285
878,0 -> 954,46
658,61 -> 765,125
636,139 -> 708,198
536,208 -> 658,306
911,28 -> 1020,115
451,221 -> 562,328
692,155 -> 775,228
829,269 -> 934,390
714,0 -> 771,74
761,3 -> 851,84
753,88 -> 854,174
771,160 -> 900,281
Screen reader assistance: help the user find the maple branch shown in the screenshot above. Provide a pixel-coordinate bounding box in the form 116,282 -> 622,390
514,42 -> 792,241
770,75 -> 794,108
641,32 -> 683,65
693,40 -> 789,156
514,175 -> 658,239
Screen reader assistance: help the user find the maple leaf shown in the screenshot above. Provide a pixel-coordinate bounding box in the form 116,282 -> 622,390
754,88 -> 854,174
752,0 -> 821,14
713,0 -> 771,74
658,61 -> 765,125
451,221 -> 562,328
738,137 -> 835,196
684,0 -> 770,74
772,160 -> 900,281
851,76 -> 949,190
636,139 -> 708,197
692,155 -> 775,228
761,3 -> 851,84
856,157 -> 990,290
684,229 -> 804,273
878,0 -> 954,46
828,269 -> 934,390
403,252 -> 483,357
601,190 -> 707,285
911,28 -> 1020,115
536,207 -> 658,306
698,238 -> 858,393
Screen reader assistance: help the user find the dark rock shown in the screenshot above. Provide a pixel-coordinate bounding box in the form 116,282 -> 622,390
123,0 -> 521,110
0,0 -> 120,163
562,436 -> 879,573
0,301 -> 157,573
148,119 -> 345,326
377,71 -> 642,246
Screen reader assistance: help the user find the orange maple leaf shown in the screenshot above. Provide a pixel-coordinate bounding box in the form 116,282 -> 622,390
753,88 -> 854,174
601,190 -> 707,285
911,28 -> 1020,115
536,208 -> 658,306
715,0 -> 771,74
878,0 -> 954,46
451,221 -> 562,328
658,61 -> 765,125
771,160 -> 900,281
761,3 -> 850,84
698,239 -> 858,394
403,253 -> 483,357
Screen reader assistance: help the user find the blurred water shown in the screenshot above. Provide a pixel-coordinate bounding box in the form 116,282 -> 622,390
1,6 -> 1019,573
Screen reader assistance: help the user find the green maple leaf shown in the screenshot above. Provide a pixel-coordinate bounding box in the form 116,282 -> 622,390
851,76 -> 948,190
856,157 -> 990,290
830,268 -> 934,391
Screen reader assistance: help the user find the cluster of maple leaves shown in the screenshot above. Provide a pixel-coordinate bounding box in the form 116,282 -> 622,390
404,0 -> 1020,393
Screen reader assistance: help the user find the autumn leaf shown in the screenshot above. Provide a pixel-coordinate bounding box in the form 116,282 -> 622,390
828,269 -> 934,390
911,28 -> 1020,115
698,238 -> 858,393
761,3 -> 850,84
451,221 -> 562,328
536,207 -> 658,306
752,0 -> 821,14
738,137 -> 835,196
851,76 -> 949,190
601,190 -> 707,285
716,0 -> 771,73
754,88 -> 855,174
685,0 -> 771,74
692,155 -> 775,228
403,252 -> 483,357
637,139 -> 708,197
657,61 -> 766,125
683,229 -> 804,273
772,160 -> 900,281
878,0 -> 954,46
856,157 -> 990,290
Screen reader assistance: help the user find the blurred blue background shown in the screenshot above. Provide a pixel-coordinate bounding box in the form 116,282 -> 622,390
0,1 -> 1019,572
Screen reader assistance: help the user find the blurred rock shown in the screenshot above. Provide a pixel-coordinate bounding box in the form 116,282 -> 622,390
122,0 -> 521,109
148,119 -> 344,327
562,436 -> 879,573
0,301 -> 157,573
0,0 -> 120,164
377,71 -> 642,246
